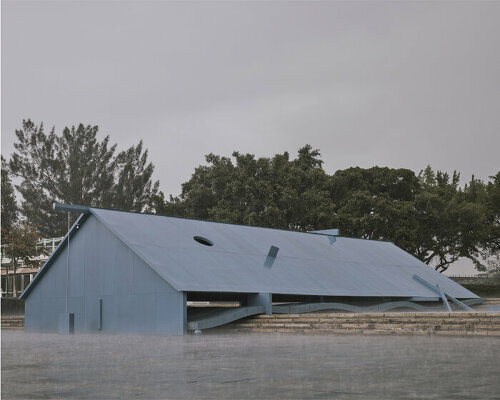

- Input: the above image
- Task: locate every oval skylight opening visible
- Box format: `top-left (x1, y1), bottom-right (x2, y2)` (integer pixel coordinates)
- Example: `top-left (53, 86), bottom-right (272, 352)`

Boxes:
top-left (193, 236), bottom-right (214, 246)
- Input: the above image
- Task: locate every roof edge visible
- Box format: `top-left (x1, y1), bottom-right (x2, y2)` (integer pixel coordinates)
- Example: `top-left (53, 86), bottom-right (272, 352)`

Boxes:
top-left (19, 213), bottom-right (89, 300)
top-left (20, 209), bottom-right (182, 300)
top-left (44, 204), bottom-right (402, 245)
top-left (88, 208), bottom-right (182, 292)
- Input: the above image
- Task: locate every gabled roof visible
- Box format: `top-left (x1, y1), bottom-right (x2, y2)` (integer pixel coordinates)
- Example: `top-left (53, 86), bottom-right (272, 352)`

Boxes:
top-left (20, 212), bottom-right (90, 299)
top-left (21, 207), bottom-right (478, 300)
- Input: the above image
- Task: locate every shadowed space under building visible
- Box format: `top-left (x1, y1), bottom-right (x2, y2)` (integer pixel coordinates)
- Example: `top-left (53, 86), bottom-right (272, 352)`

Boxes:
top-left (20, 205), bottom-right (480, 335)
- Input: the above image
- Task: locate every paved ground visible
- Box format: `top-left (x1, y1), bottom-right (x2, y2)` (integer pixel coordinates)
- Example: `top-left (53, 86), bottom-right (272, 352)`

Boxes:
top-left (2, 331), bottom-right (499, 399)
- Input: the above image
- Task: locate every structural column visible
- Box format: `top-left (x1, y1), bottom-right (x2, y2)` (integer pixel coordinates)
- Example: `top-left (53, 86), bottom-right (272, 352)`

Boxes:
top-left (248, 293), bottom-right (272, 315)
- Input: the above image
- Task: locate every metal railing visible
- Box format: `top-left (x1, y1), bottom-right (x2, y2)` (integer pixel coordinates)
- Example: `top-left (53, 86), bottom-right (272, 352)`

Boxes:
top-left (1, 237), bottom-right (63, 266)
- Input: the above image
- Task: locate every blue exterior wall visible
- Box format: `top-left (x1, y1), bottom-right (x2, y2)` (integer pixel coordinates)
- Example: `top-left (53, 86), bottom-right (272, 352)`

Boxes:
top-left (25, 215), bottom-right (186, 335)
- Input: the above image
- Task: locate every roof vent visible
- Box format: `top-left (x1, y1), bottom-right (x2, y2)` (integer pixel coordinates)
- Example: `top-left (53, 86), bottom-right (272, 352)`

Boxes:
top-left (264, 245), bottom-right (279, 268)
top-left (193, 236), bottom-right (214, 246)
top-left (267, 246), bottom-right (279, 258)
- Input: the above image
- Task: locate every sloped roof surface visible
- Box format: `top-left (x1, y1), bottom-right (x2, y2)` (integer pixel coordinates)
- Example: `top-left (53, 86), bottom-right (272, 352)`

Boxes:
top-left (91, 208), bottom-right (477, 299)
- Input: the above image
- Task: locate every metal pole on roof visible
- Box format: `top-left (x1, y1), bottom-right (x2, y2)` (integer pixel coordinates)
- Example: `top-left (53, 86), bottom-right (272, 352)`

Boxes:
top-left (65, 211), bottom-right (70, 313)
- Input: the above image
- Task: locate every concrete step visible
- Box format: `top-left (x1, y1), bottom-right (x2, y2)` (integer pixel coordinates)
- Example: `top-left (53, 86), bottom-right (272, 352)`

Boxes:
top-left (252, 315), bottom-right (500, 321)
top-left (236, 319), bottom-right (500, 326)
top-left (231, 327), bottom-right (500, 336)
top-left (1, 317), bottom-right (24, 329)
top-left (231, 325), bottom-right (500, 336)
top-left (235, 321), bottom-right (500, 329)
top-left (251, 314), bottom-right (500, 321)
top-left (254, 311), bottom-right (500, 317)
top-left (226, 312), bottom-right (500, 336)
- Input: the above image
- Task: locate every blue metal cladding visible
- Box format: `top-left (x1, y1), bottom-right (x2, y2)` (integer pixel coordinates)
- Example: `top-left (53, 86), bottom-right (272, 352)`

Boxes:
top-left (24, 215), bottom-right (186, 335)
top-left (83, 208), bottom-right (477, 299)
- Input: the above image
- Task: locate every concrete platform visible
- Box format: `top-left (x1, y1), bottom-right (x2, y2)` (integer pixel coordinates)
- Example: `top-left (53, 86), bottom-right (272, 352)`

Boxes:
top-left (227, 311), bottom-right (500, 336)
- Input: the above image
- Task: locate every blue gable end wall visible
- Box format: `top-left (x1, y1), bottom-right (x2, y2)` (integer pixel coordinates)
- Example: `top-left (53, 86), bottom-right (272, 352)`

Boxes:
top-left (24, 215), bottom-right (186, 335)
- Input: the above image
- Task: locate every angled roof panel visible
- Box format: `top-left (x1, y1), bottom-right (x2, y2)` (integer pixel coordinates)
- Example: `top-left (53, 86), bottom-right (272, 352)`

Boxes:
top-left (90, 208), bottom-right (478, 299)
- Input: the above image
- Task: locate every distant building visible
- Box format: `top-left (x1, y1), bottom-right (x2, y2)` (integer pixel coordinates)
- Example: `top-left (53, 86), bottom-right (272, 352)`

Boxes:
top-left (20, 206), bottom-right (478, 335)
top-left (1, 237), bottom-right (63, 297)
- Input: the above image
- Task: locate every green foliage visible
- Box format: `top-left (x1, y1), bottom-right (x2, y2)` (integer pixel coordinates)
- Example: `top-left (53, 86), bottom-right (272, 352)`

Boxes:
top-left (331, 165), bottom-right (498, 272)
top-left (2, 223), bottom-right (42, 267)
top-left (113, 140), bottom-right (159, 212)
top-left (413, 169), bottom-right (491, 272)
top-left (9, 120), bottom-right (158, 237)
top-left (329, 166), bottom-right (421, 253)
top-left (460, 282), bottom-right (500, 297)
top-left (484, 172), bottom-right (500, 258)
top-left (1, 156), bottom-right (19, 241)
top-left (1, 222), bottom-right (44, 297)
top-left (158, 145), bottom-right (334, 231)
top-left (479, 255), bottom-right (500, 281)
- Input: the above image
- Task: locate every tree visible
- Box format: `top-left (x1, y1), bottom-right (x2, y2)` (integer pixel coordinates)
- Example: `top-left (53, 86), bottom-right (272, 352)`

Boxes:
top-left (9, 119), bottom-right (159, 237)
top-left (329, 165), bottom-right (496, 272)
top-left (112, 140), bottom-right (159, 212)
top-left (414, 169), bottom-right (499, 272)
top-left (158, 145), bottom-right (334, 231)
top-left (1, 156), bottom-right (18, 240)
top-left (479, 255), bottom-right (500, 280)
top-left (1, 157), bottom-right (19, 297)
top-left (2, 223), bottom-right (43, 297)
top-left (328, 166), bottom-right (421, 253)
top-left (482, 172), bottom-right (500, 261)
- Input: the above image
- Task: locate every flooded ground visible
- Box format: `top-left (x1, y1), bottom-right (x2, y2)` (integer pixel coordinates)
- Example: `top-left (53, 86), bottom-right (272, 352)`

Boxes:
top-left (2, 330), bottom-right (499, 399)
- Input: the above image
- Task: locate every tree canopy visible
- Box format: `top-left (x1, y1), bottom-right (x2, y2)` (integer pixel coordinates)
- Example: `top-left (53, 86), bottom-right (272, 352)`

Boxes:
top-left (155, 145), bottom-right (335, 231)
top-left (9, 120), bottom-right (159, 237)
top-left (330, 166), bottom-right (498, 272)
top-left (2, 223), bottom-right (43, 297)
top-left (1, 156), bottom-right (18, 242)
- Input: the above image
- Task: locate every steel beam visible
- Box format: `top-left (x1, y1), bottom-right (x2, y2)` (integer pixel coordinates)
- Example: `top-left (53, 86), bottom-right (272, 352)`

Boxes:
top-left (272, 301), bottom-right (443, 314)
top-left (187, 305), bottom-right (265, 330)
top-left (443, 292), bottom-right (474, 312)
top-left (413, 274), bottom-right (448, 308)
top-left (53, 203), bottom-right (90, 214)
top-left (436, 284), bottom-right (452, 311)
top-left (413, 274), bottom-right (474, 312)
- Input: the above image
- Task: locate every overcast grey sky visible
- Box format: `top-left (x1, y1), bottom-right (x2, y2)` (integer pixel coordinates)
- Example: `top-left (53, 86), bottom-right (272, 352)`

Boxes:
top-left (2, 1), bottom-right (499, 197)
top-left (2, 1), bottom-right (499, 275)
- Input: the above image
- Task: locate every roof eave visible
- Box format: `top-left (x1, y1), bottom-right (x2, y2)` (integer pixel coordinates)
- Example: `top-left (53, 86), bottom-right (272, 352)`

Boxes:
top-left (19, 213), bottom-right (90, 300)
